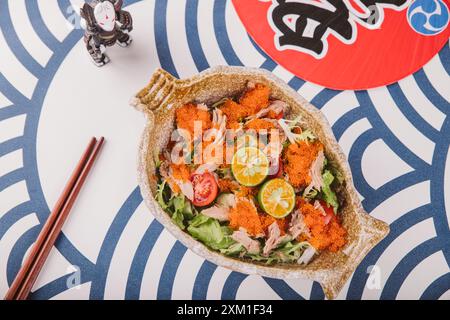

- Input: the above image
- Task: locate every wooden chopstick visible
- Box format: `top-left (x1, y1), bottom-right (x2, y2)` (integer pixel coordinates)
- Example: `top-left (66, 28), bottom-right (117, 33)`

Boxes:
top-left (14, 137), bottom-right (105, 300)
top-left (4, 137), bottom-right (104, 300)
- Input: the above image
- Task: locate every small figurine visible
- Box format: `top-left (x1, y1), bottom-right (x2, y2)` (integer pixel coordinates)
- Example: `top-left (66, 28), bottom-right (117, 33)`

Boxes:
top-left (80, 0), bottom-right (133, 67)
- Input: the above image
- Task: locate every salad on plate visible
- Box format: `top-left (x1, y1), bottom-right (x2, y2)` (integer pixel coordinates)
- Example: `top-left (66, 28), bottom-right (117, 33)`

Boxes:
top-left (155, 82), bottom-right (347, 265)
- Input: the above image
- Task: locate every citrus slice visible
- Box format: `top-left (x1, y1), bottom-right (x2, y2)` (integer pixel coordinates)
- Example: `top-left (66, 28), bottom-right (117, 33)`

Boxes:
top-left (258, 178), bottom-right (295, 218)
top-left (231, 147), bottom-right (269, 187)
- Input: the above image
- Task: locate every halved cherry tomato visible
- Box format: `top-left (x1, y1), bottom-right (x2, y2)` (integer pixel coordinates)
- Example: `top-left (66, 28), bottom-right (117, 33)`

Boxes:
top-left (190, 172), bottom-right (218, 207)
top-left (319, 200), bottom-right (334, 225)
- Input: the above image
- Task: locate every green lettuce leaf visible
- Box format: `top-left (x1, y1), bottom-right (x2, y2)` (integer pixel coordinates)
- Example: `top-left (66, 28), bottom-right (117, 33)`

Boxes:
top-left (296, 129), bottom-right (316, 142)
top-left (170, 194), bottom-right (196, 230)
top-left (322, 169), bottom-right (339, 213)
top-left (303, 188), bottom-right (318, 200)
top-left (187, 214), bottom-right (235, 250)
top-left (156, 181), bottom-right (195, 230)
top-left (172, 210), bottom-right (185, 230)
top-left (220, 243), bottom-right (245, 256)
top-left (154, 150), bottom-right (161, 169)
top-left (156, 180), bottom-right (171, 210)
top-left (247, 241), bottom-right (311, 264)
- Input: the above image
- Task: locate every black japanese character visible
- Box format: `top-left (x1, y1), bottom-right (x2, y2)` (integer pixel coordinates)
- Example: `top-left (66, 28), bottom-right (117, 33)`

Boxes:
top-left (271, 0), bottom-right (353, 56)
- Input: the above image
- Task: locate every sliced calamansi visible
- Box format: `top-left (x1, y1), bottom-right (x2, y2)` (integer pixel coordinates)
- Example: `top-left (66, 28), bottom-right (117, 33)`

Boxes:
top-left (258, 178), bottom-right (295, 218)
top-left (231, 147), bottom-right (269, 187)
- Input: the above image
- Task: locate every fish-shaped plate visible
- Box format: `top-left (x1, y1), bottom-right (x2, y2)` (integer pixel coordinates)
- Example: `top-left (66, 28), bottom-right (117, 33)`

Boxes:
top-left (130, 66), bottom-right (389, 299)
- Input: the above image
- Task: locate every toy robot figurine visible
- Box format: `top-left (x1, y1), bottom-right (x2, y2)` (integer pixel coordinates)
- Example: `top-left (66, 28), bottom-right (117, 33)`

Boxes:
top-left (80, 0), bottom-right (133, 67)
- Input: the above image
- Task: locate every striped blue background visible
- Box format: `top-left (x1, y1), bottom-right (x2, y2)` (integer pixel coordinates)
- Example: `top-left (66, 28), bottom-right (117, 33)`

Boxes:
top-left (0, 0), bottom-right (449, 300)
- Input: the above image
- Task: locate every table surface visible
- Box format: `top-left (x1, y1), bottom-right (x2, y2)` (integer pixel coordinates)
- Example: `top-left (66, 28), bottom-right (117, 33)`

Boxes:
top-left (0, 0), bottom-right (449, 300)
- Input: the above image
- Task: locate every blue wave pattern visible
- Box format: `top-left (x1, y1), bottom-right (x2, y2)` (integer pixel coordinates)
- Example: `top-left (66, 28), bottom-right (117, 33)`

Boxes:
top-left (0, 0), bottom-right (449, 300)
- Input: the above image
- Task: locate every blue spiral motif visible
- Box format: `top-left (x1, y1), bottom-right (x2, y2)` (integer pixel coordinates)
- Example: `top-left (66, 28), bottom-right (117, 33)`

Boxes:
top-left (0, 0), bottom-right (449, 300)
top-left (408, 0), bottom-right (449, 35)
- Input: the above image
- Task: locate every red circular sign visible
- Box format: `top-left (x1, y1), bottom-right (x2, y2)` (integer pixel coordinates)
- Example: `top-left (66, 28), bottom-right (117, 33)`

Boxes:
top-left (232, 0), bottom-right (450, 90)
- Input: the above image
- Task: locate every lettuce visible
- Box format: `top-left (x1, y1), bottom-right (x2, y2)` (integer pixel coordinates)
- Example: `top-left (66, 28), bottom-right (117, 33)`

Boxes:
top-left (156, 180), bottom-right (195, 230)
top-left (220, 243), bottom-right (245, 256)
top-left (171, 194), bottom-right (196, 230)
top-left (187, 214), bottom-right (235, 250)
top-left (275, 241), bottom-right (310, 262)
top-left (322, 169), bottom-right (339, 213)
top-left (172, 210), bottom-right (185, 230)
top-left (278, 117), bottom-right (316, 144)
top-left (156, 180), bottom-right (171, 210)
top-left (154, 150), bottom-right (161, 169)
top-left (303, 187), bottom-right (318, 199)
top-left (247, 241), bottom-right (310, 264)
top-left (296, 129), bottom-right (316, 142)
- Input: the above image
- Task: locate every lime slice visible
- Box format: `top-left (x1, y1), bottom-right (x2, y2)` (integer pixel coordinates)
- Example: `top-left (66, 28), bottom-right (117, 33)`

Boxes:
top-left (231, 147), bottom-right (269, 187)
top-left (258, 178), bottom-right (295, 218)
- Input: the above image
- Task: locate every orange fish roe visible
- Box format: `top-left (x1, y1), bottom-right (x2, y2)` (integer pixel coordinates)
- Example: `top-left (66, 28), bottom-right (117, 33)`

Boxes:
top-left (176, 103), bottom-right (212, 137)
top-left (217, 178), bottom-right (240, 193)
top-left (239, 83), bottom-right (270, 114)
top-left (284, 141), bottom-right (324, 188)
top-left (220, 99), bottom-right (248, 128)
top-left (245, 118), bottom-right (276, 131)
top-left (220, 84), bottom-right (270, 128)
top-left (298, 199), bottom-right (346, 252)
top-left (260, 215), bottom-right (287, 236)
top-left (229, 199), bottom-right (264, 236)
top-left (235, 185), bottom-right (258, 198)
top-left (170, 163), bottom-right (191, 181)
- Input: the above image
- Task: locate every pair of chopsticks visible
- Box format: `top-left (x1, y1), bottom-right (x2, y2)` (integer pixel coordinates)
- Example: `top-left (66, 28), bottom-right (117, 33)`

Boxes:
top-left (4, 137), bottom-right (105, 300)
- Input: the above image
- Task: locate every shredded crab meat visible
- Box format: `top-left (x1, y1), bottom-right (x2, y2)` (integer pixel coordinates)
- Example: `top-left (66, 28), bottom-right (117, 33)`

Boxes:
top-left (218, 193), bottom-right (237, 208)
top-left (231, 228), bottom-right (261, 255)
top-left (204, 109), bottom-right (227, 147)
top-left (197, 103), bottom-right (209, 111)
top-left (202, 206), bottom-right (229, 222)
top-left (195, 163), bottom-right (218, 175)
top-left (314, 200), bottom-right (327, 216)
top-left (201, 193), bottom-right (235, 222)
top-left (246, 100), bottom-right (288, 120)
top-left (176, 180), bottom-right (194, 201)
top-left (304, 150), bottom-right (325, 196)
top-left (297, 245), bottom-right (316, 265)
top-left (263, 222), bottom-right (291, 256)
top-left (288, 209), bottom-right (310, 239)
